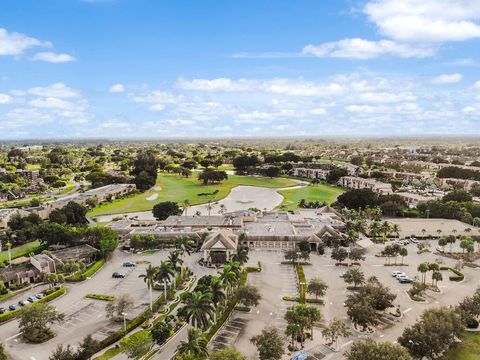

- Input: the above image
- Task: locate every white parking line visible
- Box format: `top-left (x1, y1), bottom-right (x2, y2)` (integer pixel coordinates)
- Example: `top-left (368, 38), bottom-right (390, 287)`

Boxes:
top-left (403, 307), bottom-right (412, 314)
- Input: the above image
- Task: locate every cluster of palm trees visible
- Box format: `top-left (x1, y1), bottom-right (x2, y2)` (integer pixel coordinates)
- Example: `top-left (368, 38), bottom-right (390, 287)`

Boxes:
top-left (176, 260), bottom-right (244, 358)
top-left (139, 249), bottom-right (186, 310)
top-left (382, 244), bottom-right (408, 265)
top-left (343, 207), bottom-right (400, 242)
top-left (417, 261), bottom-right (442, 286)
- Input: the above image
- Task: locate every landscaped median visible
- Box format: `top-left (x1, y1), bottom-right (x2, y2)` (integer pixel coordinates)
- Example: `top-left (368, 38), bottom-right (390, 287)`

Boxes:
top-left (86, 293), bottom-right (115, 301)
top-left (440, 266), bottom-right (465, 282)
top-left (0, 286), bottom-right (67, 324)
top-left (65, 259), bottom-right (106, 282)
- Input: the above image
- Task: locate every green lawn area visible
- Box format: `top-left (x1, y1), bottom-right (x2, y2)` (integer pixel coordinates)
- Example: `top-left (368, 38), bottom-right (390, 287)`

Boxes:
top-left (277, 183), bottom-right (345, 211)
top-left (25, 164), bottom-right (41, 170)
top-left (88, 172), bottom-right (296, 217)
top-left (0, 240), bottom-right (41, 262)
top-left (444, 332), bottom-right (480, 360)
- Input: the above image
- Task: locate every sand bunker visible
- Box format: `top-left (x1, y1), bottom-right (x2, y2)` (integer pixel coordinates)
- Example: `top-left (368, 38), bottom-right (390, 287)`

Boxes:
top-left (146, 193), bottom-right (159, 201)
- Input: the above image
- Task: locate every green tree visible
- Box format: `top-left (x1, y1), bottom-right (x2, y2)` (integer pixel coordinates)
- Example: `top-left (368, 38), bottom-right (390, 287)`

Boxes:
top-left (177, 328), bottom-right (209, 359)
top-left (19, 302), bottom-right (64, 343)
top-left (139, 264), bottom-right (158, 310)
top-left (307, 278), bottom-right (328, 300)
top-left (210, 348), bottom-right (246, 360)
top-left (152, 201), bottom-right (182, 220)
top-left (250, 326), bottom-right (285, 360)
top-left (399, 307), bottom-right (463, 360)
top-left (346, 339), bottom-right (410, 360)
top-left (76, 335), bottom-right (99, 360)
top-left (120, 331), bottom-right (152, 359)
top-left (151, 322), bottom-right (173, 345)
top-left (321, 319), bottom-right (351, 349)
top-left (343, 268), bottom-right (365, 289)
top-left (180, 291), bottom-right (215, 329)
top-left (209, 276), bottom-right (226, 305)
top-left (0, 342), bottom-right (7, 360)
top-left (417, 262), bottom-right (430, 284)
top-left (331, 247), bottom-right (348, 264)
top-left (237, 285), bottom-right (262, 307)
top-left (232, 245), bottom-right (249, 265)
top-left (48, 345), bottom-right (77, 360)
top-left (105, 294), bottom-right (133, 321)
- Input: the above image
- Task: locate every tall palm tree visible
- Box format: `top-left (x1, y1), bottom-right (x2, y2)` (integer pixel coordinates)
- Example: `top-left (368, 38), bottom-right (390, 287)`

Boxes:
top-left (206, 201), bottom-right (214, 217)
top-left (381, 221), bottom-right (392, 242)
top-left (156, 260), bottom-right (175, 295)
top-left (219, 265), bottom-right (238, 295)
top-left (168, 250), bottom-right (183, 272)
top-left (209, 276), bottom-right (226, 306)
top-left (175, 237), bottom-right (195, 256)
top-left (182, 199), bottom-right (190, 216)
top-left (392, 224), bottom-right (401, 240)
top-left (180, 291), bottom-right (215, 329)
top-left (177, 328), bottom-right (209, 358)
top-left (218, 204), bottom-right (227, 215)
top-left (232, 245), bottom-right (249, 265)
top-left (139, 264), bottom-right (158, 310)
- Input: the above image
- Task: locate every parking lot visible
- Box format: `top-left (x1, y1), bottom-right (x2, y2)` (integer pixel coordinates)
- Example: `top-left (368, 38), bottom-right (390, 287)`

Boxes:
top-left (0, 249), bottom-right (198, 360)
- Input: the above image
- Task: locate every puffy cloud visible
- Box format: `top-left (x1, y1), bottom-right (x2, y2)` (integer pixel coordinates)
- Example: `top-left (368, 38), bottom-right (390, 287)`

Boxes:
top-left (364, 0), bottom-right (480, 43)
top-left (0, 27), bottom-right (50, 56)
top-left (0, 93), bottom-right (13, 104)
top-left (432, 73), bottom-right (463, 84)
top-left (27, 83), bottom-right (80, 98)
top-left (31, 52), bottom-right (76, 63)
top-left (109, 84), bottom-right (125, 93)
top-left (28, 97), bottom-right (76, 110)
top-left (303, 39), bottom-right (434, 59)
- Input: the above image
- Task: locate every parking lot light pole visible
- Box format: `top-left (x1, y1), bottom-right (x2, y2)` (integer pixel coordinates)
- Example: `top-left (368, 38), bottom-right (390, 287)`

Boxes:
top-left (121, 312), bottom-right (127, 332)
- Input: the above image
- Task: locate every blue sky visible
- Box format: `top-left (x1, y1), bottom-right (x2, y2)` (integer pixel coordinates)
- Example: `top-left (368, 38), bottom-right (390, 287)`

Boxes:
top-left (0, 0), bottom-right (480, 139)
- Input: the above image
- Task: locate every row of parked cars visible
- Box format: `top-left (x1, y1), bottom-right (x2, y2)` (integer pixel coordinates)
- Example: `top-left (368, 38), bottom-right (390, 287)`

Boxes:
top-left (394, 237), bottom-right (419, 246)
top-left (112, 261), bottom-right (136, 279)
top-left (0, 293), bottom-right (45, 314)
top-left (392, 270), bottom-right (412, 283)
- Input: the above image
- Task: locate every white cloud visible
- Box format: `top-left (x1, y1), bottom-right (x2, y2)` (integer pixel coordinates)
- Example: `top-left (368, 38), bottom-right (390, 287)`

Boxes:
top-left (473, 80), bottom-right (480, 89)
top-left (309, 108), bottom-right (327, 115)
top-left (432, 73), bottom-right (463, 84)
top-left (0, 28), bottom-right (51, 56)
top-left (109, 84), bottom-right (125, 93)
top-left (27, 83), bottom-right (80, 98)
top-left (176, 78), bottom-right (254, 92)
top-left (364, 0), bottom-right (480, 43)
top-left (345, 104), bottom-right (390, 113)
top-left (165, 119), bottom-right (195, 126)
top-left (28, 97), bottom-right (76, 110)
top-left (0, 93), bottom-right (13, 104)
top-left (131, 90), bottom-right (179, 104)
top-left (303, 38), bottom-right (434, 59)
top-left (356, 91), bottom-right (417, 103)
top-left (31, 52), bottom-right (76, 63)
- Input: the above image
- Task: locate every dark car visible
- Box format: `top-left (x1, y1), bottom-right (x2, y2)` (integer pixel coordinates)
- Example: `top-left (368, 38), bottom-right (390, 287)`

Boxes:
top-left (112, 272), bottom-right (125, 278)
top-left (27, 296), bottom-right (38, 303)
top-left (122, 261), bottom-right (136, 267)
top-left (19, 300), bottom-right (29, 306)
top-left (399, 277), bottom-right (413, 284)
top-left (9, 304), bottom-right (19, 311)
top-left (0, 308), bottom-right (5, 314)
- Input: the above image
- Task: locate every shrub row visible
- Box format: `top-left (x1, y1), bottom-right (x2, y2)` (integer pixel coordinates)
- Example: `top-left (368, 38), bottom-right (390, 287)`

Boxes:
top-left (281, 296), bottom-right (324, 305)
top-left (0, 286), bottom-right (31, 303)
top-left (86, 293), bottom-right (115, 301)
top-left (0, 286), bottom-right (67, 324)
top-left (66, 259), bottom-right (105, 282)
top-left (296, 264), bottom-right (306, 304)
top-left (440, 266), bottom-right (464, 281)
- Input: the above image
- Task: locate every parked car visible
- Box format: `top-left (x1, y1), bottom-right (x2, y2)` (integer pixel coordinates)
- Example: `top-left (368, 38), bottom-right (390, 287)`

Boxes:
top-left (122, 261), bottom-right (136, 267)
top-left (27, 296), bottom-right (38, 303)
top-left (9, 304), bottom-right (19, 311)
top-left (19, 300), bottom-right (29, 306)
top-left (0, 308), bottom-right (5, 314)
top-left (35, 294), bottom-right (44, 299)
top-left (112, 272), bottom-right (125, 278)
top-left (398, 277), bottom-right (412, 284)
top-left (410, 238), bottom-right (418, 244)
top-left (392, 271), bottom-right (403, 277)
top-left (394, 272), bottom-right (407, 279)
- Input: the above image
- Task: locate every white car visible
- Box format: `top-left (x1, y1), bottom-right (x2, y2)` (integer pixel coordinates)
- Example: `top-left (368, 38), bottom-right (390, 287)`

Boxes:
top-left (392, 271), bottom-right (404, 277)
top-left (394, 272), bottom-right (407, 279)
top-left (396, 274), bottom-right (409, 280)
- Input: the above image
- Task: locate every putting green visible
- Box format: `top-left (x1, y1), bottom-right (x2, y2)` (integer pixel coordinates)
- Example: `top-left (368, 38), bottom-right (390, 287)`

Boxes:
top-left (277, 183), bottom-right (345, 211)
top-left (88, 173), bottom-right (296, 217)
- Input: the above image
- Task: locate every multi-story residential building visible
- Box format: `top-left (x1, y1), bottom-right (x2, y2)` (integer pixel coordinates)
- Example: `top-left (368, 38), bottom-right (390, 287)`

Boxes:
top-left (337, 176), bottom-right (393, 195)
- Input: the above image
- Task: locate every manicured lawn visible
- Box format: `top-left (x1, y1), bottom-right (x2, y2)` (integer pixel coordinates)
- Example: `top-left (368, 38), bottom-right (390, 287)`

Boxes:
top-left (25, 164), bottom-right (41, 170)
top-left (277, 183), bottom-right (345, 210)
top-left (0, 240), bottom-right (41, 262)
top-left (88, 173), bottom-right (296, 217)
top-left (444, 332), bottom-right (480, 360)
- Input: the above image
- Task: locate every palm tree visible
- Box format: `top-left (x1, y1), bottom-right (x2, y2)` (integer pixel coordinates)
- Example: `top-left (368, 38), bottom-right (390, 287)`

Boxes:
top-left (380, 221), bottom-right (392, 242)
top-left (156, 260), bottom-right (175, 295)
top-left (421, 228), bottom-right (427, 238)
top-left (417, 262), bottom-right (429, 284)
top-left (180, 291), bottom-right (215, 329)
top-left (168, 250), bottom-right (183, 272)
top-left (218, 204), bottom-right (227, 215)
top-left (219, 265), bottom-right (238, 295)
top-left (232, 245), bottom-right (249, 265)
top-left (206, 201), bottom-right (213, 217)
top-left (175, 237), bottom-right (195, 256)
top-left (139, 264), bottom-right (158, 310)
top-left (209, 276), bottom-right (226, 306)
top-left (177, 328), bottom-right (209, 358)
top-left (432, 271), bottom-right (443, 287)
top-left (436, 229), bottom-right (442, 238)
top-left (392, 224), bottom-right (401, 240)
top-left (182, 199), bottom-right (190, 216)
top-left (399, 247), bottom-right (408, 265)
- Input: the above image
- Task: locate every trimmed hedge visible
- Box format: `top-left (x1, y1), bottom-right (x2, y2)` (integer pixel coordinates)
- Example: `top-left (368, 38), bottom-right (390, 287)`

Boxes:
top-left (0, 286), bottom-right (67, 324)
top-left (440, 266), bottom-right (465, 281)
top-left (296, 264), bottom-right (306, 304)
top-left (0, 286), bottom-right (31, 303)
top-left (86, 293), bottom-right (115, 301)
top-left (66, 259), bottom-right (105, 282)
